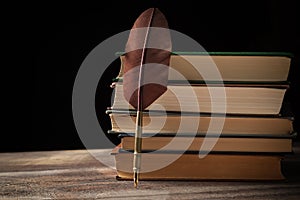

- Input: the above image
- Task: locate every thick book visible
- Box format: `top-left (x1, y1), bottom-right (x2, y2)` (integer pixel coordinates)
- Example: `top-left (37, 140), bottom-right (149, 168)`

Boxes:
top-left (111, 83), bottom-right (289, 115)
top-left (119, 135), bottom-right (293, 153)
top-left (107, 110), bottom-right (294, 135)
top-left (112, 147), bottom-right (285, 180)
top-left (117, 52), bottom-right (292, 82)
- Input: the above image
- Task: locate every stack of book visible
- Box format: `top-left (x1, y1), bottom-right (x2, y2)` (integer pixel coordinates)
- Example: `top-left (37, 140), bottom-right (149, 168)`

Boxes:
top-left (107, 52), bottom-right (296, 180)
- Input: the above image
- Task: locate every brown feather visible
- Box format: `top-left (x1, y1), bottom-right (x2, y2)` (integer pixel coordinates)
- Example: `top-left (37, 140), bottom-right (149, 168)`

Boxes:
top-left (122, 8), bottom-right (172, 110)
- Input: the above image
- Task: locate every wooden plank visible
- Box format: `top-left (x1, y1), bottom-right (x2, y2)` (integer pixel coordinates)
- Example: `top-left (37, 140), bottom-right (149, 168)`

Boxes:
top-left (0, 148), bottom-right (300, 199)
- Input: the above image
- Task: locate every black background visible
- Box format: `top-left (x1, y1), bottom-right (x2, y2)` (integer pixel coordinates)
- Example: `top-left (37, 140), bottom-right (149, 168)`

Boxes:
top-left (3, 0), bottom-right (299, 152)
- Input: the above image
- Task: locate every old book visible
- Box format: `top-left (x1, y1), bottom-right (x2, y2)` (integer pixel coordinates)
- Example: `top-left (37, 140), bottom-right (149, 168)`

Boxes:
top-left (117, 52), bottom-right (292, 82)
top-left (119, 135), bottom-right (293, 153)
top-left (110, 51), bottom-right (294, 182)
top-left (107, 110), bottom-right (294, 135)
top-left (113, 148), bottom-right (285, 180)
top-left (111, 83), bottom-right (288, 115)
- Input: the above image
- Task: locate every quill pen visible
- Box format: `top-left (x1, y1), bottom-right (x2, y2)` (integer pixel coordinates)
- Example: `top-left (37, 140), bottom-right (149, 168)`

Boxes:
top-left (122, 8), bottom-right (171, 188)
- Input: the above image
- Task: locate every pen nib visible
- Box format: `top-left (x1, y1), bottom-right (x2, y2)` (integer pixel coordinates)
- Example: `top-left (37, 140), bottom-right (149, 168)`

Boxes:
top-left (134, 172), bottom-right (139, 188)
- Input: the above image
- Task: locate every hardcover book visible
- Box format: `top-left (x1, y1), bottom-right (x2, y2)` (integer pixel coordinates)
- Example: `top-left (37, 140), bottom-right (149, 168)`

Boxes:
top-left (111, 83), bottom-right (288, 115)
top-left (109, 51), bottom-right (295, 181)
top-left (112, 147), bottom-right (285, 180)
top-left (107, 110), bottom-right (294, 135)
top-left (117, 51), bottom-right (293, 82)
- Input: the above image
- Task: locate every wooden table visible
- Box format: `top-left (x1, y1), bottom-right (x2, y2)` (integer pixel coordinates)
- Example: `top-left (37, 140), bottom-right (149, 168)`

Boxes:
top-left (1, 146), bottom-right (300, 199)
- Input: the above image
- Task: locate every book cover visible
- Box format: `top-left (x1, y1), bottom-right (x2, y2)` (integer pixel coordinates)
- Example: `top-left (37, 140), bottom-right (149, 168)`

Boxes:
top-left (116, 51), bottom-right (293, 82)
top-left (118, 134), bottom-right (294, 153)
top-left (106, 109), bottom-right (294, 136)
top-left (113, 147), bottom-right (285, 181)
top-left (111, 83), bottom-right (288, 115)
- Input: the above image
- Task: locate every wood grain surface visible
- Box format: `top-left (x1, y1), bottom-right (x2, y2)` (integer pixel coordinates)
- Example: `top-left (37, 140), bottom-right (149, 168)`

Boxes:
top-left (1, 146), bottom-right (300, 199)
